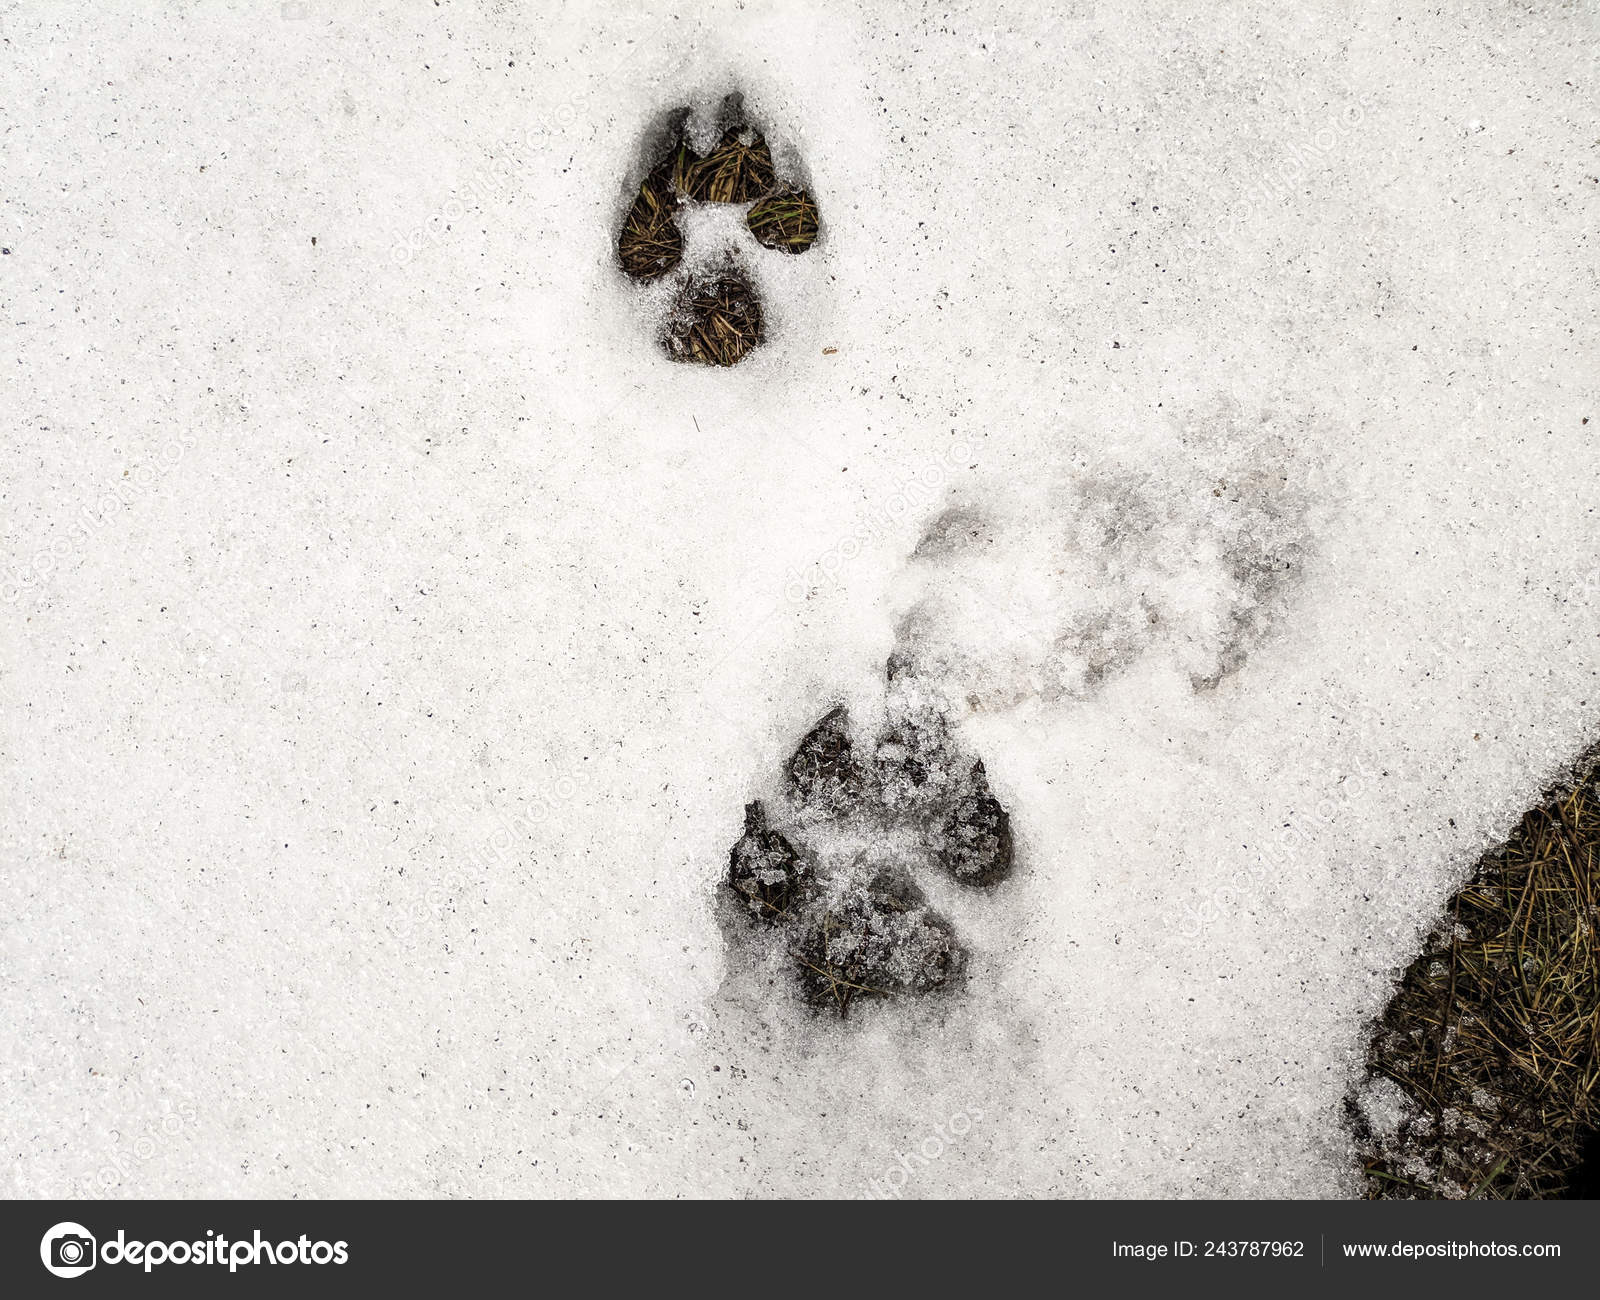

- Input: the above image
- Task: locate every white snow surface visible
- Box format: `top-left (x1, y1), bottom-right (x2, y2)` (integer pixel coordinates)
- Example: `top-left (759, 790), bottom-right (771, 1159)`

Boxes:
top-left (3, 1), bottom-right (1598, 1198)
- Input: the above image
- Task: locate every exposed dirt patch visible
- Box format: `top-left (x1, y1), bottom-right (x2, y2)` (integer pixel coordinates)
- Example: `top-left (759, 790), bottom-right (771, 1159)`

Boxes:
top-left (1348, 745), bottom-right (1599, 1198)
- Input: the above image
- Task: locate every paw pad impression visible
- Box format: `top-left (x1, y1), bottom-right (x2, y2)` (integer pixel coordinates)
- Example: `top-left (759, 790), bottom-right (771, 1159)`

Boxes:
top-left (723, 668), bottom-right (1015, 1018)
top-left (617, 94), bottom-right (821, 366)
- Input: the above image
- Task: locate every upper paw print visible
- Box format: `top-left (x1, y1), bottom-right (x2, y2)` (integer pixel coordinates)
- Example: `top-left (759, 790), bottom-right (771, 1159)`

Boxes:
top-left (616, 94), bottom-right (821, 366)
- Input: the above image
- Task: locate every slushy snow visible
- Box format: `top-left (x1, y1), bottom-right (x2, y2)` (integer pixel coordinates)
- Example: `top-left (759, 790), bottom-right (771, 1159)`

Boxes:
top-left (3, 1), bottom-right (1598, 1198)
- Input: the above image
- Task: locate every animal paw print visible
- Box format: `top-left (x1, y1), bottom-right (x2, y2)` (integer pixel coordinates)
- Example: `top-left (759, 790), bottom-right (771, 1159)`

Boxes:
top-left (616, 94), bottom-right (821, 366)
top-left (724, 661), bottom-right (1014, 1018)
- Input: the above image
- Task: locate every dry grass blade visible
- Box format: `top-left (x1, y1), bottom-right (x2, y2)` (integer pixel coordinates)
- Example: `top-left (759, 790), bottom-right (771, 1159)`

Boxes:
top-left (617, 163), bottom-right (684, 282)
top-left (746, 190), bottom-right (820, 253)
top-left (663, 268), bottom-right (765, 367)
top-left (1349, 746), bottom-right (1600, 1198)
top-left (682, 130), bottom-right (775, 204)
top-left (793, 911), bottom-right (894, 1018)
top-left (664, 137), bottom-right (698, 196)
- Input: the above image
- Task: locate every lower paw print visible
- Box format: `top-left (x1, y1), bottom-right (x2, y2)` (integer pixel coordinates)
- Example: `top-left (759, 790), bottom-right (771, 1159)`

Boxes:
top-left (722, 662), bottom-right (1015, 1018)
top-left (616, 93), bottom-right (821, 366)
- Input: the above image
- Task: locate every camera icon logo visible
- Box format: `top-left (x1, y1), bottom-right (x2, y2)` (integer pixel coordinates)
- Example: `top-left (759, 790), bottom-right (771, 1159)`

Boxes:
top-left (40, 1223), bottom-right (96, 1279)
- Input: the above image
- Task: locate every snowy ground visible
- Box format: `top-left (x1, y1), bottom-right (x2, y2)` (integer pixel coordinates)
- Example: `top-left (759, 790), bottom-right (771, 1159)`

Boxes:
top-left (3, 1), bottom-right (1598, 1198)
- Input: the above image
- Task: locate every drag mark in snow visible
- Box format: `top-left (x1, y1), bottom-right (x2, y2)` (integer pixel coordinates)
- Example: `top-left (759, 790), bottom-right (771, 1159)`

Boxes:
top-left (889, 418), bottom-right (1315, 710)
